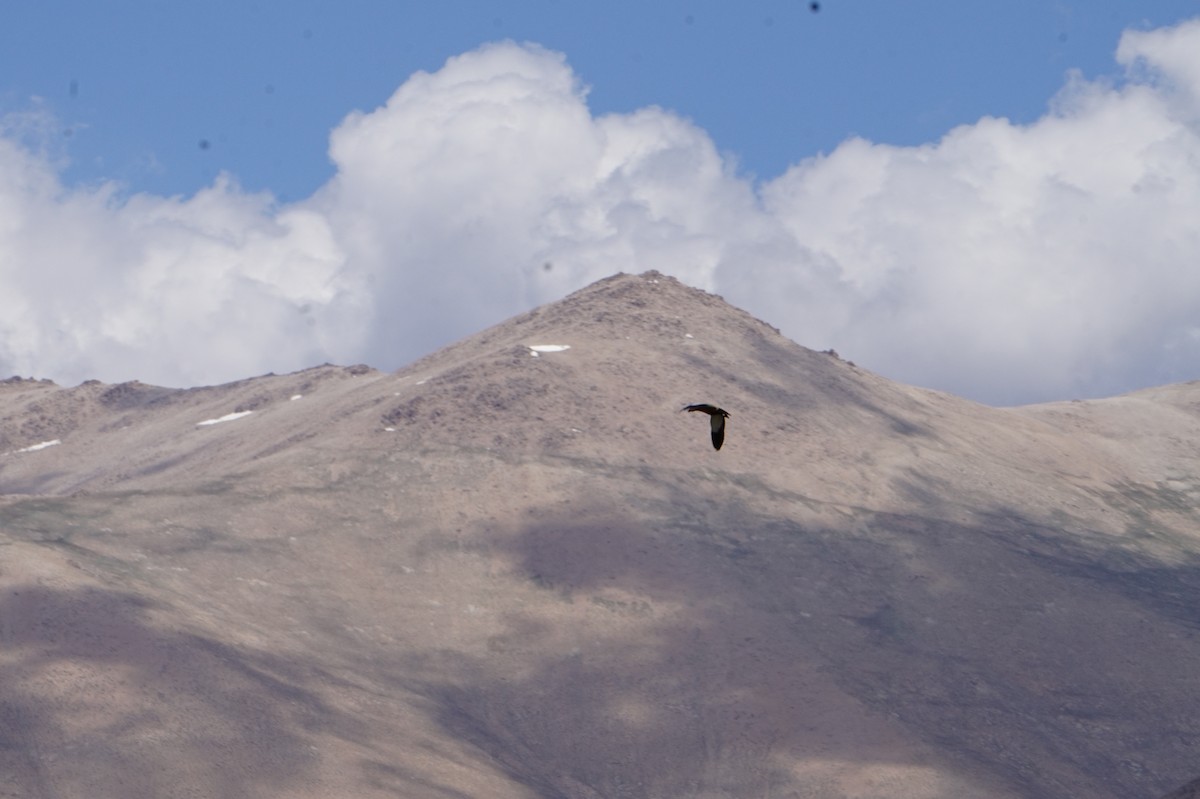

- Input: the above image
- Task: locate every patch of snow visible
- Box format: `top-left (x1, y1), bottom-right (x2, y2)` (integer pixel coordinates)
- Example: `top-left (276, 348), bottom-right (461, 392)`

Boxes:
top-left (384, 427), bottom-right (396, 432)
top-left (529, 344), bottom-right (570, 356)
top-left (290, 394), bottom-right (302, 401)
top-left (685, 333), bottom-right (694, 339)
top-left (416, 379), bottom-right (427, 385)
top-left (196, 411), bottom-right (253, 427)
top-left (16, 439), bottom-right (61, 453)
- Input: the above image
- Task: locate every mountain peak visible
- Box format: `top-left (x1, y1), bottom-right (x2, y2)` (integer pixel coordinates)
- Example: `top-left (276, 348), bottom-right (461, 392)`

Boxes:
top-left (377, 269), bottom-right (885, 474)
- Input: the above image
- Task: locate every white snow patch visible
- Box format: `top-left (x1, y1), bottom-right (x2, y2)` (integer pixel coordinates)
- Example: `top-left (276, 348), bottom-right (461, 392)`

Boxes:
top-left (16, 439), bottom-right (61, 453)
top-left (290, 394), bottom-right (302, 401)
top-left (416, 379), bottom-right (427, 385)
top-left (384, 427), bottom-right (396, 432)
top-left (685, 333), bottom-right (694, 339)
top-left (196, 411), bottom-right (253, 427)
top-left (529, 344), bottom-right (570, 356)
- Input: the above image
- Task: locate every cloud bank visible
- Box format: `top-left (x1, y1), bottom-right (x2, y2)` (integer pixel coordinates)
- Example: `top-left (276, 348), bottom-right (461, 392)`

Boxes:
top-left (3, 21), bottom-right (1200, 405)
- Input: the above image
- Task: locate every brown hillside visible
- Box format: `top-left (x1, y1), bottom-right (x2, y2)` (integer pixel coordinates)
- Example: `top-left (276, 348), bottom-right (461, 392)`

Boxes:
top-left (2, 270), bottom-right (1199, 798)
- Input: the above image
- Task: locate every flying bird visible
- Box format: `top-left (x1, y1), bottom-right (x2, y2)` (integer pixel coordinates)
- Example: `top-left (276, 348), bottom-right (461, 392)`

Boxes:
top-left (681, 404), bottom-right (731, 450)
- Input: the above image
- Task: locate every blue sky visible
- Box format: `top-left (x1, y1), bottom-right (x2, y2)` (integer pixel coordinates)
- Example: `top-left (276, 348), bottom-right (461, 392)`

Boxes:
top-left (8, 1), bottom-right (1194, 200)
top-left (2, 1), bottom-right (1200, 404)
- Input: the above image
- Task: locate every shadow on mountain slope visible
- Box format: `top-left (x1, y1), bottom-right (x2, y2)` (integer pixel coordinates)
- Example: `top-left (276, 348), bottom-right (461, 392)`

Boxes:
top-left (408, 474), bottom-right (1200, 799)
top-left (0, 584), bottom-right (354, 799)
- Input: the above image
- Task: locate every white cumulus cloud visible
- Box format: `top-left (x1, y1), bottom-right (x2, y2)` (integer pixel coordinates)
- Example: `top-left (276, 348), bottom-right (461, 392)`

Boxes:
top-left (2, 24), bottom-right (1200, 405)
top-left (0, 132), bottom-right (368, 387)
top-left (746, 18), bottom-right (1200, 404)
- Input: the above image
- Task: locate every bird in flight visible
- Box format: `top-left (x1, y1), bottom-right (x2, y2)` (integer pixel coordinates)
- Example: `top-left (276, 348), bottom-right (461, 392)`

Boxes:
top-left (681, 404), bottom-right (731, 450)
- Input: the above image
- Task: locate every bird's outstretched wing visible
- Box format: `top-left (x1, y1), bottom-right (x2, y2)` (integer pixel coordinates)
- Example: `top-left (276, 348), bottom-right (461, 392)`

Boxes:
top-left (681, 404), bottom-right (731, 450)
top-left (709, 413), bottom-right (726, 450)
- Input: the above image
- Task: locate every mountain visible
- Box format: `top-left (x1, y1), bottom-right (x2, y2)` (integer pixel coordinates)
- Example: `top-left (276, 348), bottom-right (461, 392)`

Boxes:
top-left (1, 270), bottom-right (1199, 799)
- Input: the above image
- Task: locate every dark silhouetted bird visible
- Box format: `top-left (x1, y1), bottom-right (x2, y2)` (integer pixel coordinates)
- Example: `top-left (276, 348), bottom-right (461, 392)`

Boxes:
top-left (681, 404), bottom-right (731, 450)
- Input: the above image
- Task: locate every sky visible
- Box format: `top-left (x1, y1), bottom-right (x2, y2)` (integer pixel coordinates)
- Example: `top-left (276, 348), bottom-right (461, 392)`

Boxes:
top-left (1, 1), bottom-right (1199, 406)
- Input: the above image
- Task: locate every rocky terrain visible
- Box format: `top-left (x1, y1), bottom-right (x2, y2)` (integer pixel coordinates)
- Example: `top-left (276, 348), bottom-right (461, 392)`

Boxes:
top-left (1, 270), bottom-right (1199, 798)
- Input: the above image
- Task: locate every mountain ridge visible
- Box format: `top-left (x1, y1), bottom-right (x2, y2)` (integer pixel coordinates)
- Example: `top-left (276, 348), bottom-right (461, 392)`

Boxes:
top-left (1, 270), bottom-right (1199, 798)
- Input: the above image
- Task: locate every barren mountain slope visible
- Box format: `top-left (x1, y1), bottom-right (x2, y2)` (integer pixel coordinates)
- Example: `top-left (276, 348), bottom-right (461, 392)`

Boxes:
top-left (1, 271), bottom-right (1199, 799)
